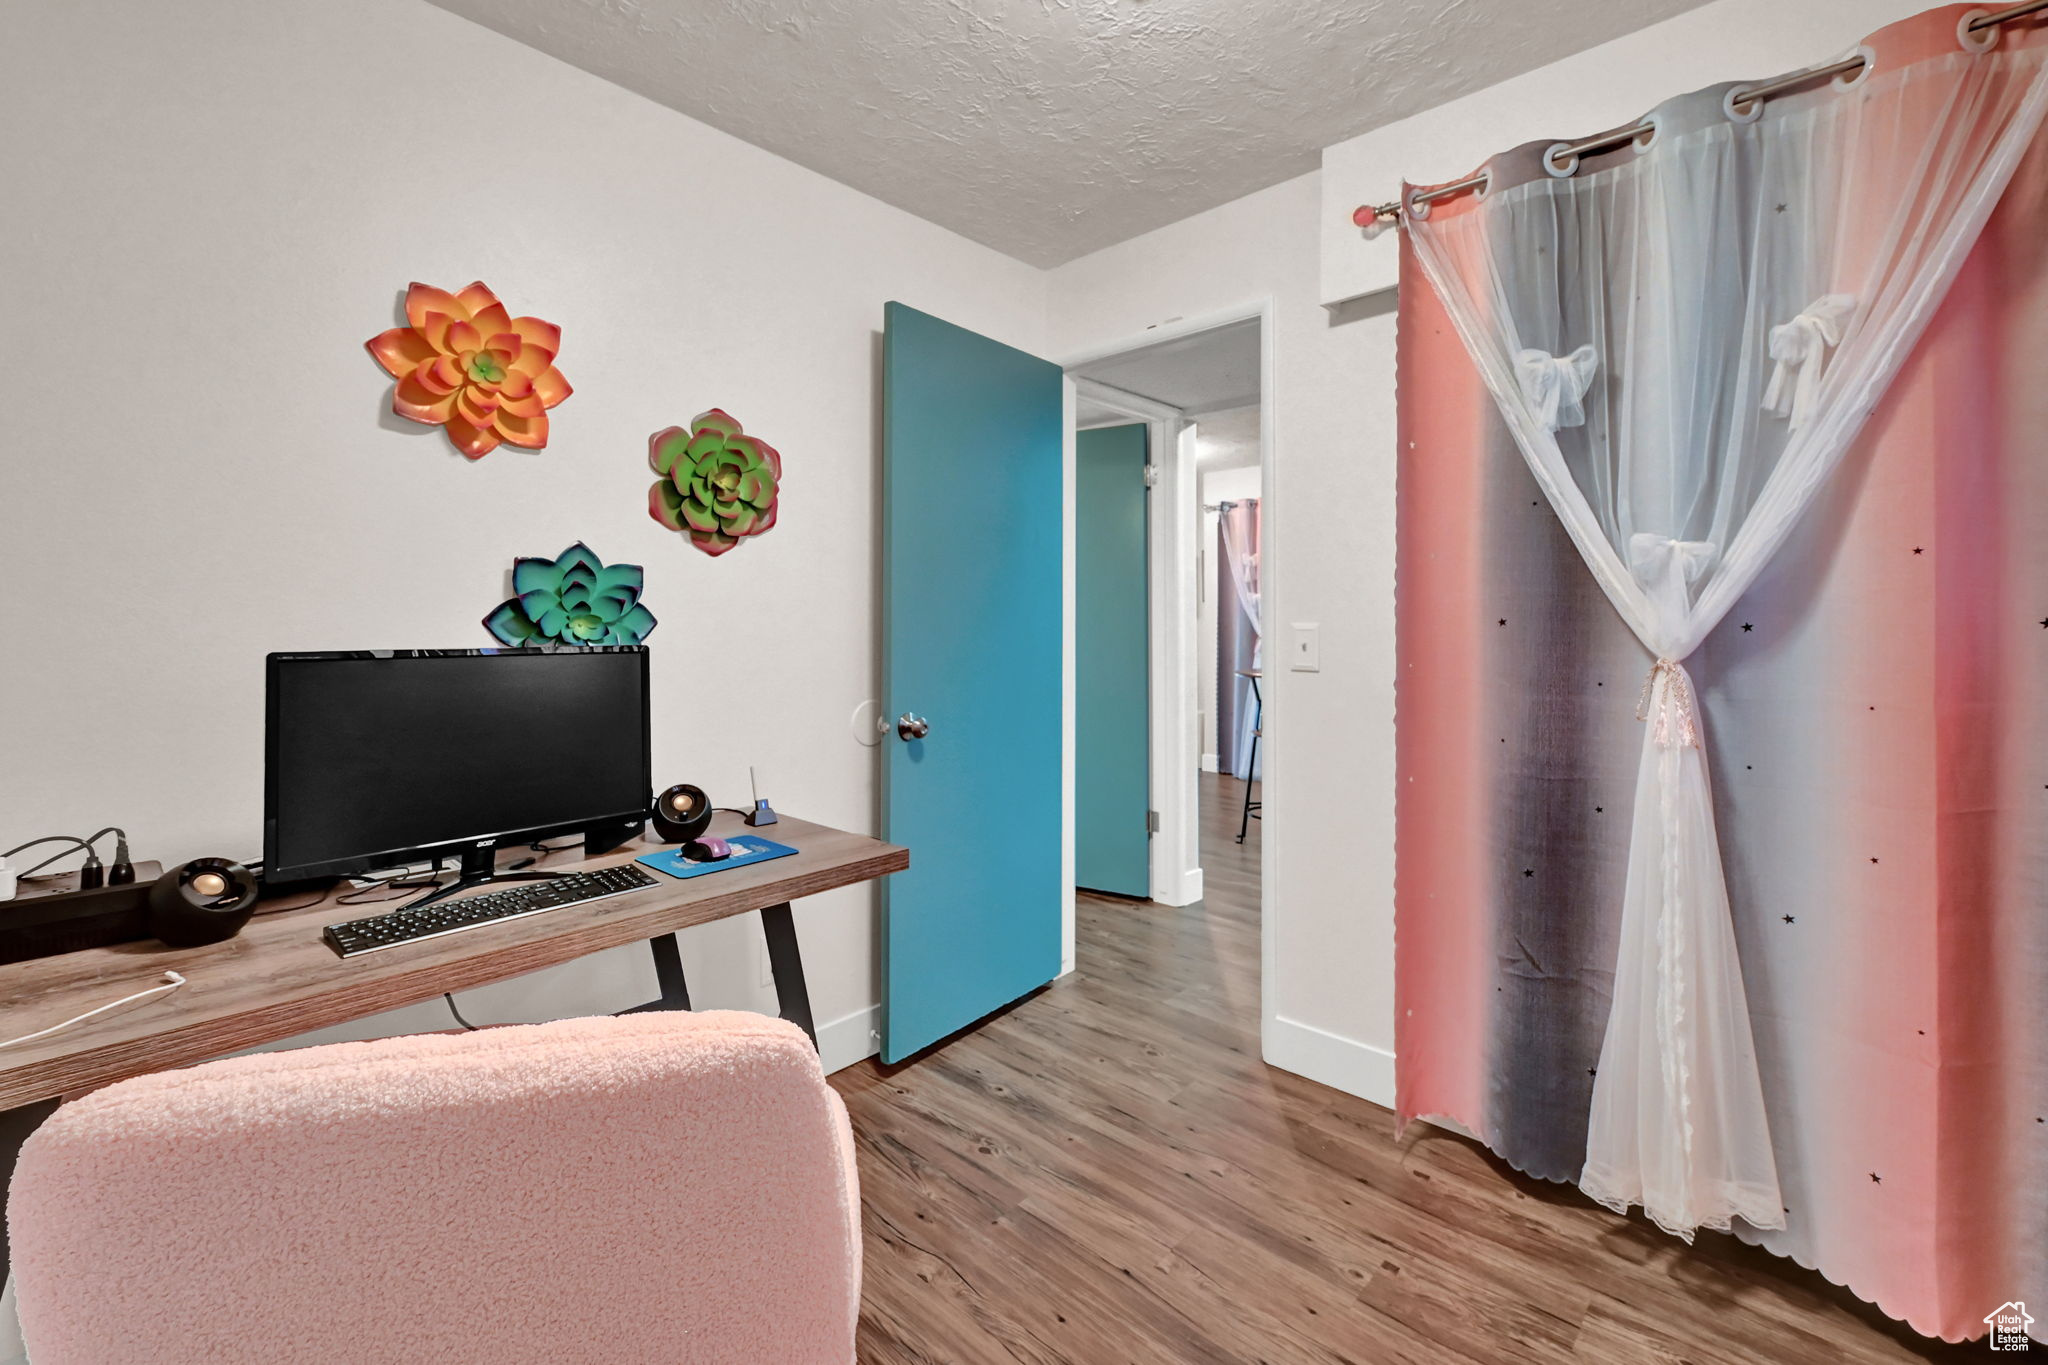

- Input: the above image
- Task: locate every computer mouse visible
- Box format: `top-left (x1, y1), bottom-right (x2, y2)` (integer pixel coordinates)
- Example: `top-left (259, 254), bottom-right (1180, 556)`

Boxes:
top-left (682, 836), bottom-right (732, 863)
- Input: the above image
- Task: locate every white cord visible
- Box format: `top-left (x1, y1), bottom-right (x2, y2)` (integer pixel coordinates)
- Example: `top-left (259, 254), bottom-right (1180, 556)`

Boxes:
top-left (0, 972), bottom-right (187, 1050)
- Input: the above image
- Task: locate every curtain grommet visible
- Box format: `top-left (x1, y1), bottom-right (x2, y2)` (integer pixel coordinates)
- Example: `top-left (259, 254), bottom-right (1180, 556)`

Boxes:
top-left (1403, 184), bottom-right (1433, 221)
top-left (1543, 143), bottom-right (1579, 179)
top-left (1958, 10), bottom-right (1999, 52)
top-left (1835, 45), bottom-right (1877, 87)
top-left (1471, 168), bottom-right (1494, 201)
top-left (1631, 114), bottom-right (1662, 156)
top-left (1722, 84), bottom-right (1765, 125)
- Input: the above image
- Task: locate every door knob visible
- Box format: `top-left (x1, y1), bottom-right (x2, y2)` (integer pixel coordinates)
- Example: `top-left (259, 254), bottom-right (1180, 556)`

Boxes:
top-left (896, 713), bottom-right (930, 741)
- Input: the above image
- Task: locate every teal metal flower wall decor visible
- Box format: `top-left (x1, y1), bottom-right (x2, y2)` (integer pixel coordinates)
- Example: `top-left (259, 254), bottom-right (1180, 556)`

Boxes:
top-left (483, 542), bottom-right (657, 647)
top-left (647, 409), bottom-right (781, 557)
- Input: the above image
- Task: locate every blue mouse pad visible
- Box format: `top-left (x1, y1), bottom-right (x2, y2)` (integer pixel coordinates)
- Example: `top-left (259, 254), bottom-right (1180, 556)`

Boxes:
top-left (635, 835), bottom-right (798, 880)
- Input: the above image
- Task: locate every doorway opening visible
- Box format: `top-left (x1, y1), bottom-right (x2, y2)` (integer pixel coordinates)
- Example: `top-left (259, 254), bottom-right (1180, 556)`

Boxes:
top-left (1063, 311), bottom-right (1267, 968)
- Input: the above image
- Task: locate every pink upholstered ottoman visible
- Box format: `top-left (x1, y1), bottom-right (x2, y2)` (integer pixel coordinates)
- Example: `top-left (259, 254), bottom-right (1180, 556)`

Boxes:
top-left (8, 1011), bottom-right (860, 1364)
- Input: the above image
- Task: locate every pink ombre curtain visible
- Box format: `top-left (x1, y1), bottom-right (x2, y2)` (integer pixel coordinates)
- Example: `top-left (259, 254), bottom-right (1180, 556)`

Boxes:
top-left (1394, 6), bottom-right (2048, 1345)
top-left (1217, 499), bottom-right (1262, 776)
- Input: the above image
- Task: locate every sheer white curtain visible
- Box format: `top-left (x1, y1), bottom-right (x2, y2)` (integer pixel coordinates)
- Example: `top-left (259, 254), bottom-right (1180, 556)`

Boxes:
top-left (1219, 502), bottom-right (1263, 778)
top-left (1406, 28), bottom-right (2048, 1238)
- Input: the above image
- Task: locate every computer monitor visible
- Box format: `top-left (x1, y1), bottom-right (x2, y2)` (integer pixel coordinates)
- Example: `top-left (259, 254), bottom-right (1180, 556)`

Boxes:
top-left (263, 648), bottom-right (651, 888)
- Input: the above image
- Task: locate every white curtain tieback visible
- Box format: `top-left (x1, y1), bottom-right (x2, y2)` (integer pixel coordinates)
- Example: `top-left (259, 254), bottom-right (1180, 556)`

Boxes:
top-left (1515, 344), bottom-right (1599, 431)
top-left (1635, 658), bottom-right (1702, 750)
top-left (1626, 534), bottom-right (1716, 747)
top-left (1763, 294), bottom-right (1856, 431)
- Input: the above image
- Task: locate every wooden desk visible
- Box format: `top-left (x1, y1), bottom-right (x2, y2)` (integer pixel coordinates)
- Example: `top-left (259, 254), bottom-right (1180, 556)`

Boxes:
top-left (0, 812), bottom-right (905, 1110)
top-left (0, 812), bottom-right (906, 1284)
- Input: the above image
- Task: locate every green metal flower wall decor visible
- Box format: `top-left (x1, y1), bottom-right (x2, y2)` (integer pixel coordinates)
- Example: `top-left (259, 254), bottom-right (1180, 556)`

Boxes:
top-left (484, 542), bottom-right (657, 647)
top-left (647, 409), bottom-right (782, 557)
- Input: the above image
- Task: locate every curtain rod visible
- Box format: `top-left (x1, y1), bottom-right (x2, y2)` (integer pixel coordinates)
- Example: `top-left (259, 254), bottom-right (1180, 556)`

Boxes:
top-left (1352, 0), bottom-right (2048, 230)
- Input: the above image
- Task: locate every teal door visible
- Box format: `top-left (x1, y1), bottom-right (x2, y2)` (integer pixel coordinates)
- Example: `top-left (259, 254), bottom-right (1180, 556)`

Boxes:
top-left (881, 302), bottom-right (1063, 1062)
top-left (1075, 424), bottom-right (1150, 897)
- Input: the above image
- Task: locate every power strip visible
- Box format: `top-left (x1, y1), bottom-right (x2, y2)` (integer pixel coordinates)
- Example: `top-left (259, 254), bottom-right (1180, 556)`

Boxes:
top-left (1, 863), bottom-right (165, 965)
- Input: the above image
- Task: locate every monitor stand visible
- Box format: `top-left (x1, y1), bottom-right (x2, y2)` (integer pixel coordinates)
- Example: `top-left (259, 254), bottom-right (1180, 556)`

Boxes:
top-left (402, 845), bottom-right (562, 911)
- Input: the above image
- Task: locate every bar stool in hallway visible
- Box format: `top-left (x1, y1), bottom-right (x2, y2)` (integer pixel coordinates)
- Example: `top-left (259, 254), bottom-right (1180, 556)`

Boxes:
top-left (1236, 668), bottom-right (1262, 843)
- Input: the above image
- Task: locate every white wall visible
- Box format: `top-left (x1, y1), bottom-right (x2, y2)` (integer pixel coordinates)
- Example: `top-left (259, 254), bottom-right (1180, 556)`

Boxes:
top-left (1201, 466), bottom-right (1262, 503)
top-left (1049, 172), bottom-right (1398, 1100)
top-left (1047, 0), bottom-right (1926, 1109)
top-left (0, 0), bottom-right (1045, 1073)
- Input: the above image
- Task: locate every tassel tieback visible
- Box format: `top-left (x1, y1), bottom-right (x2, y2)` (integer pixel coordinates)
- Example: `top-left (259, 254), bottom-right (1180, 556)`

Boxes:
top-left (1636, 658), bottom-right (1701, 750)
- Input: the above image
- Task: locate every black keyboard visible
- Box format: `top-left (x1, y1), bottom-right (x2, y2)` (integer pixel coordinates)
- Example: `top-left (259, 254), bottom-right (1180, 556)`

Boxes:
top-left (323, 864), bottom-right (659, 957)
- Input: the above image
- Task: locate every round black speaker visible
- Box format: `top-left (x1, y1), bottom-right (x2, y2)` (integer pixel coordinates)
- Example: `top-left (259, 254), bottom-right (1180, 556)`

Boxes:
top-left (147, 858), bottom-right (260, 948)
top-left (649, 783), bottom-right (714, 843)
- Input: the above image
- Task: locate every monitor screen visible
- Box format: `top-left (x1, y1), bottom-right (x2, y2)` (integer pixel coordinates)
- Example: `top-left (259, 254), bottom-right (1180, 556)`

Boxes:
top-left (264, 648), bottom-right (650, 880)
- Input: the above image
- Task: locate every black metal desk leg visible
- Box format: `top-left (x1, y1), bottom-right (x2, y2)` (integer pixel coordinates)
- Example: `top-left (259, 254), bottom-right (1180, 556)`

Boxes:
top-left (1, 1097), bottom-right (60, 1295)
top-left (759, 902), bottom-right (816, 1049)
top-left (618, 934), bottom-right (693, 1014)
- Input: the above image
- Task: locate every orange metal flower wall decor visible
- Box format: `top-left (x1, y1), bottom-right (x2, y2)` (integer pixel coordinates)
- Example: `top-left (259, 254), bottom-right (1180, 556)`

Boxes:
top-left (365, 281), bottom-right (571, 458)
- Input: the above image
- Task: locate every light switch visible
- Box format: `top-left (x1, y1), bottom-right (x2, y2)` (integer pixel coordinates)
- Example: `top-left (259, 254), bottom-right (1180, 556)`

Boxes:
top-left (1288, 622), bottom-right (1321, 672)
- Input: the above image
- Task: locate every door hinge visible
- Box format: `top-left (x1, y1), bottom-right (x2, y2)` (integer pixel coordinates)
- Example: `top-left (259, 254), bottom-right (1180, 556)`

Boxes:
top-left (1142, 464), bottom-right (1159, 488)
top-left (1147, 809), bottom-right (1160, 835)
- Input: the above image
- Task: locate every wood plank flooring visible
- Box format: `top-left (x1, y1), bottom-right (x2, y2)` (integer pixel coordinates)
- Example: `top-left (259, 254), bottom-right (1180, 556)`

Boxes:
top-left (833, 776), bottom-right (1968, 1363)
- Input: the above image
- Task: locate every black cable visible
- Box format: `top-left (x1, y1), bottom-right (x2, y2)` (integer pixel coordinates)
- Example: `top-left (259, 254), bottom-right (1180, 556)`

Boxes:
top-left (11, 827), bottom-right (127, 879)
top-left (444, 994), bottom-right (480, 1030)
top-left (334, 875), bottom-right (442, 906)
top-left (24, 845), bottom-right (97, 878)
top-left (4, 835), bottom-right (89, 860)
top-left (527, 838), bottom-right (581, 853)
top-left (9, 835), bottom-right (94, 878)
top-left (332, 854), bottom-right (448, 907)
top-left (252, 886), bottom-right (337, 915)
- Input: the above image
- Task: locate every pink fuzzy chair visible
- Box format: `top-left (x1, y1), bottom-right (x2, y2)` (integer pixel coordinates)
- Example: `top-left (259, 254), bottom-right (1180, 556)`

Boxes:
top-left (7, 1011), bottom-right (861, 1364)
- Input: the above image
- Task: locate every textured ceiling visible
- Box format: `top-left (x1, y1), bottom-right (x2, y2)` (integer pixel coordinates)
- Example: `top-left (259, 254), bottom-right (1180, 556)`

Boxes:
top-left (1073, 317), bottom-right (1259, 414)
top-left (426, 0), bottom-right (1709, 267)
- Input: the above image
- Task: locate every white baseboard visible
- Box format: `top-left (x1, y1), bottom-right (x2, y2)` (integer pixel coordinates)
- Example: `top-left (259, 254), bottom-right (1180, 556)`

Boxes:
top-left (1151, 865), bottom-right (1204, 908)
top-left (816, 1003), bottom-right (880, 1075)
top-left (1200, 752), bottom-right (1220, 773)
top-left (1263, 1014), bottom-right (1395, 1109)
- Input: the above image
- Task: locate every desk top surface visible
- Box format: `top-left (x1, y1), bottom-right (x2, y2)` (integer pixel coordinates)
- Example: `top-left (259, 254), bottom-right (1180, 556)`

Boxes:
top-left (0, 813), bottom-right (906, 1109)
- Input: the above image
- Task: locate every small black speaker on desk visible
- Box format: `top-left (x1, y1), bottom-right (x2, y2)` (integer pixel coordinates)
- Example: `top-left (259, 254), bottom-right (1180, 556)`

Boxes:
top-left (649, 784), bottom-right (714, 843)
top-left (147, 858), bottom-right (260, 947)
